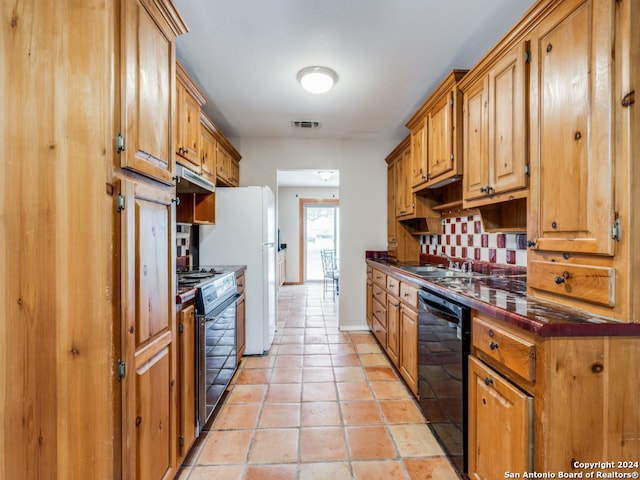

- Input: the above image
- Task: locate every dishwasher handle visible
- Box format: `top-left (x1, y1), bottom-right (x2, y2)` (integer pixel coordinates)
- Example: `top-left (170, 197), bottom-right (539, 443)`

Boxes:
top-left (418, 289), bottom-right (464, 321)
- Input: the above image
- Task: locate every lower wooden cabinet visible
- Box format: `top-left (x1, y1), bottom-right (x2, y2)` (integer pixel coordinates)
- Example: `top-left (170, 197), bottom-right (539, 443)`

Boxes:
top-left (176, 303), bottom-right (197, 466)
top-left (469, 312), bottom-right (640, 477)
top-left (365, 266), bottom-right (419, 396)
top-left (398, 303), bottom-right (418, 395)
top-left (386, 295), bottom-right (400, 366)
top-left (468, 356), bottom-right (533, 479)
top-left (119, 179), bottom-right (176, 480)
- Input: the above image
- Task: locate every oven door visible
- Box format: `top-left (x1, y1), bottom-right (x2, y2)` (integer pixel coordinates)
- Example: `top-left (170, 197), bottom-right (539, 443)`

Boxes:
top-left (418, 288), bottom-right (470, 477)
top-left (197, 294), bottom-right (239, 433)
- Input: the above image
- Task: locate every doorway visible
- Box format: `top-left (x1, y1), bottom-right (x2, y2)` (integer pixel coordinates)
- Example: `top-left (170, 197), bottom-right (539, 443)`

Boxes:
top-left (299, 199), bottom-right (339, 282)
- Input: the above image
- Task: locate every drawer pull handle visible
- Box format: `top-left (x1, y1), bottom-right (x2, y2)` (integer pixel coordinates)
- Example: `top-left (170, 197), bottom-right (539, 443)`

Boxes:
top-left (489, 342), bottom-right (499, 350)
top-left (555, 271), bottom-right (570, 284)
top-left (484, 377), bottom-right (494, 386)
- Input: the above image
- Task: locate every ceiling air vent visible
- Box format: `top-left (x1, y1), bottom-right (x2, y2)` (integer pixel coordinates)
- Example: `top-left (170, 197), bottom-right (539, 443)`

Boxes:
top-left (291, 120), bottom-right (321, 129)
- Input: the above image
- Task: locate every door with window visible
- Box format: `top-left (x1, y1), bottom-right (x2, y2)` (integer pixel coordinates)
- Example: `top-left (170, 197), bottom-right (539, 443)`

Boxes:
top-left (300, 199), bottom-right (339, 282)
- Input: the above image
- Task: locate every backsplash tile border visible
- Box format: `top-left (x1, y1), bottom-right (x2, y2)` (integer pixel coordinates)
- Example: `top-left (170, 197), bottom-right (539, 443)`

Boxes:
top-left (421, 214), bottom-right (527, 268)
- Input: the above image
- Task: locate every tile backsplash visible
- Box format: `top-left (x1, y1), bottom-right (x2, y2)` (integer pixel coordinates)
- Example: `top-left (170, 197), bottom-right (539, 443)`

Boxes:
top-left (421, 214), bottom-right (527, 268)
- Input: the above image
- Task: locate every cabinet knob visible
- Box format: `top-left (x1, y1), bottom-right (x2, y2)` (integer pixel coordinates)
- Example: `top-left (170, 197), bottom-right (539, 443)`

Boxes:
top-left (554, 271), bottom-right (570, 284)
top-left (484, 377), bottom-right (494, 386)
top-left (489, 341), bottom-right (499, 350)
top-left (526, 240), bottom-right (537, 248)
top-left (480, 186), bottom-right (487, 193)
top-left (172, 197), bottom-right (181, 206)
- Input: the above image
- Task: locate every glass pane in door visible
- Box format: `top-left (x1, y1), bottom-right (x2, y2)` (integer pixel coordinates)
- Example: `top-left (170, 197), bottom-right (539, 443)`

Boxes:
top-left (305, 205), bottom-right (339, 281)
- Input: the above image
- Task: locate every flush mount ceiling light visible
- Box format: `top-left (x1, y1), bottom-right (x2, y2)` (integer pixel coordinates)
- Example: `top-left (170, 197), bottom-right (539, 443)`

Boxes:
top-left (297, 66), bottom-right (338, 94)
top-left (316, 170), bottom-right (336, 182)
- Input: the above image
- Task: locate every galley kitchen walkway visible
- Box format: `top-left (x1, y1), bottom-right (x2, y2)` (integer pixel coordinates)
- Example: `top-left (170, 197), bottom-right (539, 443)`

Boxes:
top-left (176, 283), bottom-right (459, 480)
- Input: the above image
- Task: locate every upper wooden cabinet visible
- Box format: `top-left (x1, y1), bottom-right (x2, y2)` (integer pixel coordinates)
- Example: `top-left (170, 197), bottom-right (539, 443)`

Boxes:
top-left (200, 113), bottom-right (217, 183)
top-left (529, 0), bottom-right (615, 257)
top-left (407, 70), bottom-right (467, 192)
top-left (461, 41), bottom-right (529, 206)
top-left (176, 62), bottom-right (206, 173)
top-left (216, 140), bottom-right (241, 187)
top-left (120, 0), bottom-right (184, 185)
top-left (525, 0), bottom-right (639, 322)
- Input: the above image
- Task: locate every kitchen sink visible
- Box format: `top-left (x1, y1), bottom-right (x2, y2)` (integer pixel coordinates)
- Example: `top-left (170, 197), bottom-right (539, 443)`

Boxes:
top-left (398, 265), bottom-right (485, 278)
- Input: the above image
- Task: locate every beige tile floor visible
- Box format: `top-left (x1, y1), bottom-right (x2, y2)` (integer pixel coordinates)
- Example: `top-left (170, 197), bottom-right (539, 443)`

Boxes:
top-left (177, 284), bottom-right (460, 480)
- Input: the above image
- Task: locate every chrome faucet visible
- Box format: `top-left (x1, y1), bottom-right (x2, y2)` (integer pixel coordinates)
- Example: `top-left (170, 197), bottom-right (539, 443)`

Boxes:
top-left (462, 258), bottom-right (474, 274)
top-left (441, 253), bottom-right (453, 269)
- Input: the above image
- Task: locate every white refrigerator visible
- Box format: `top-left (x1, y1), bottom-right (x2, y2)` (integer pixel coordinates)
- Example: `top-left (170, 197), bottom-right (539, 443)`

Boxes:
top-left (199, 186), bottom-right (276, 355)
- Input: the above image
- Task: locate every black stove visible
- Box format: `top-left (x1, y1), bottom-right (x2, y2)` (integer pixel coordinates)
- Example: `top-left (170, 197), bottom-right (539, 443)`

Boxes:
top-left (177, 267), bottom-right (227, 289)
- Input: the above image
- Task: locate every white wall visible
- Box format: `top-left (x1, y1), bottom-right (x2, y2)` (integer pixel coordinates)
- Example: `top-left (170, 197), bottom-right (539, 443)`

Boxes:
top-left (233, 137), bottom-right (394, 330)
top-left (278, 186), bottom-right (339, 284)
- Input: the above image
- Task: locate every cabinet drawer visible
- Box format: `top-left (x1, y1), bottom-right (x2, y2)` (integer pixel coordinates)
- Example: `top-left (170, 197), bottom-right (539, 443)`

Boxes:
top-left (372, 269), bottom-right (387, 288)
top-left (366, 266), bottom-right (372, 280)
top-left (399, 282), bottom-right (418, 309)
top-left (373, 298), bottom-right (387, 328)
top-left (472, 316), bottom-right (536, 383)
top-left (529, 260), bottom-right (614, 307)
top-left (386, 275), bottom-right (400, 297)
top-left (373, 283), bottom-right (387, 305)
top-left (372, 315), bottom-right (387, 346)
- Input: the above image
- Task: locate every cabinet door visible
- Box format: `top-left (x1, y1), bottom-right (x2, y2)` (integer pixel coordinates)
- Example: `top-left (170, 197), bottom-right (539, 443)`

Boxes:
top-left (532, 0), bottom-right (615, 255)
top-left (120, 179), bottom-right (176, 480)
top-left (427, 91), bottom-right (454, 181)
top-left (387, 160), bottom-right (397, 246)
top-left (386, 296), bottom-right (400, 366)
top-left (410, 121), bottom-right (428, 188)
top-left (200, 128), bottom-right (216, 182)
top-left (366, 279), bottom-right (373, 330)
top-left (399, 306), bottom-right (418, 395)
top-left (395, 149), bottom-right (406, 217)
top-left (468, 356), bottom-right (532, 480)
top-left (463, 77), bottom-right (489, 201)
top-left (177, 304), bottom-right (196, 466)
top-left (487, 41), bottom-right (528, 196)
top-left (400, 148), bottom-right (414, 215)
top-left (179, 87), bottom-right (201, 171)
top-left (120, 0), bottom-right (177, 184)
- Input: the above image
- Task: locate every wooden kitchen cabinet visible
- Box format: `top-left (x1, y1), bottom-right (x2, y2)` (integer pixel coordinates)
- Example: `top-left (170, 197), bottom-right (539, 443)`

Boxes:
top-left (200, 114), bottom-right (217, 183)
top-left (176, 62), bottom-right (206, 173)
top-left (369, 268), bottom-right (419, 396)
top-left (525, 0), bottom-right (639, 323)
top-left (469, 311), bottom-right (640, 477)
top-left (468, 356), bottom-right (533, 479)
top-left (366, 266), bottom-right (375, 330)
top-left (119, 178), bottom-right (177, 480)
top-left (120, 0), bottom-right (182, 185)
top-left (176, 303), bottom-right (197, 467)
top-left (215, 141), bottom-right (241, 187)
top-left (407, 70), bottom-right (467, 192)
top-left (461, 41), bottom-right (529, 207)
top-left (385, 276), bottom-right (401, 366)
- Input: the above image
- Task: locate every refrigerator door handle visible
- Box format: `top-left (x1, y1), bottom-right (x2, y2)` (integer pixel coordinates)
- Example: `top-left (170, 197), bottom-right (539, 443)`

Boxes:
top-left (262, 242), bottom-right (275, 247)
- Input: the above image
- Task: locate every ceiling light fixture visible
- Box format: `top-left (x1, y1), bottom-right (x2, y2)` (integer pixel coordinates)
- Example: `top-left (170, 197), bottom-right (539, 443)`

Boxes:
top-left (297, 66), bottom-right (338, 94)
top-left (317, 171), bottom-right (336, 182)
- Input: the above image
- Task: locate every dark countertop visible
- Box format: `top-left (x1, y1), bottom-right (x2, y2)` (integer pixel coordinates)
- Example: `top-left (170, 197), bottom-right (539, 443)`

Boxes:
top-left (367, 259), bottom-right (640, 338)
top-left (176, 264), bottom-right (247, 308)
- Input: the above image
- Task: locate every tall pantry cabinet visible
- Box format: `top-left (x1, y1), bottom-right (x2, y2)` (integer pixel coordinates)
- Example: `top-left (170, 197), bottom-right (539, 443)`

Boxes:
top-left (1, 1), bottom-right (187, 479)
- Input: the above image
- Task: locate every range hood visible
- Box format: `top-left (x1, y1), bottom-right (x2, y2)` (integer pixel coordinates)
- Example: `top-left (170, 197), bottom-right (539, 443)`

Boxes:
top-left (175, 164), bottom-right (215, 194)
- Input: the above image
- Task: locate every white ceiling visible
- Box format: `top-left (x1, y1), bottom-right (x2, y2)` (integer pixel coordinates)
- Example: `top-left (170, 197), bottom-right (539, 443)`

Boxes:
top-left (278, 169), bottom-right (339, 188)
top-left (174, 0), bottom-right (535, 143)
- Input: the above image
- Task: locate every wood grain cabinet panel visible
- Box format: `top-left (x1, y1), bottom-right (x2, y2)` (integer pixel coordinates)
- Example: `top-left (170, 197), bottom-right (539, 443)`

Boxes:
top-left (530, 0), bottom-right (615, 256)
top-left (468, 356), bottom-right (533, 480)
top-left (121, 0), bottom-right (179, 184)
top-left (120, 179), bottom-right (176, 480)
top-left (462, 41), bottom-right (528, 205)
top-left (177, 303), bottom-right (196, 467)
top-left (386, 295), bottom-right (401, 366)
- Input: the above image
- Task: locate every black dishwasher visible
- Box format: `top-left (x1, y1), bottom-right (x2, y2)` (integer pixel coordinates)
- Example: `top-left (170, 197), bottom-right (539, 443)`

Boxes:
top-left (417, 288), bottom-right (471, 478)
